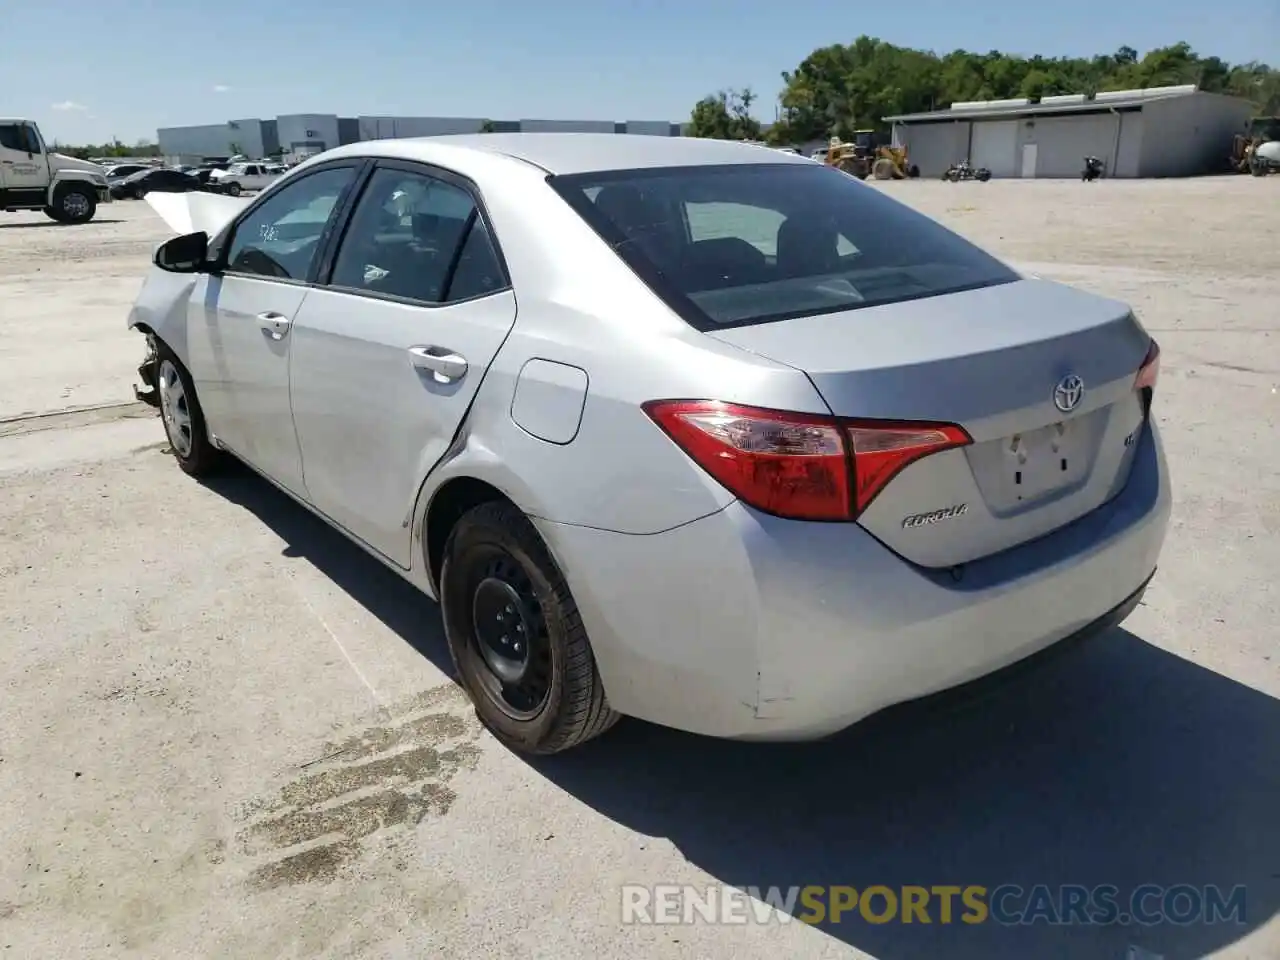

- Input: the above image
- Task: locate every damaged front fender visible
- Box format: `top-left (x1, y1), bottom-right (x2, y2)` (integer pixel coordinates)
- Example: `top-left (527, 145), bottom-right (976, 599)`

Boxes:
top-left (126, 266), bottom-right (202, 406)
top-left (134, 333), bottom-right (160, 407)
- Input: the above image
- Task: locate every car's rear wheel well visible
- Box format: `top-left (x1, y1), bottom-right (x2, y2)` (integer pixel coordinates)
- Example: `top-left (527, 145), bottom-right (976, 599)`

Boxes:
top-left (425, 477), bottom-right (516, 590)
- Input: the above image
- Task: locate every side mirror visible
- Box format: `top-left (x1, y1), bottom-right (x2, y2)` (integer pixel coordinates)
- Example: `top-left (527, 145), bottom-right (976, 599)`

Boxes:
top-left (154, 231), bottom-right (209, 273)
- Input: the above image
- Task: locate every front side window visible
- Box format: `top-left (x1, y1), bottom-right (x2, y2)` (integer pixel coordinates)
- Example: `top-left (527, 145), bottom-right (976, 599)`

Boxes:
top-left (550, 162), bottom-right (1019, 329)
top-left (329, 167), bottom-right (502, 304)
top-left (224, 165), bottom-right (357, 281)
top-left (0, 125), bottom-right (26, 152)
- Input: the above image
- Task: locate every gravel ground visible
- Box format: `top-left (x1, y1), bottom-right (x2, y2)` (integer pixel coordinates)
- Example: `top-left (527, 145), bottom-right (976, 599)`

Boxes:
top-left (0, 180), bottom-right (1277, 960)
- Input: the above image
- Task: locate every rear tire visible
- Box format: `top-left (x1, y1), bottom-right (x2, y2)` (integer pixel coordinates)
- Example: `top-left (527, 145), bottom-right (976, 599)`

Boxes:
top-left (155, 342), bottom-right (222, 477)
top-left (440, 500), bottom-right (619, 755)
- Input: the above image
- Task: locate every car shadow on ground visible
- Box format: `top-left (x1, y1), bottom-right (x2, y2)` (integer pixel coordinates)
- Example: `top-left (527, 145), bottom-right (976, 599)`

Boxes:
top-left (204, 464), bottom-right (1280, 959)
top-left (0, 219), bottom-right (125, 229)
top-left (534, 633), bottom-right (1280, 959)
top-left (201, 465), bottom-right (455, 678)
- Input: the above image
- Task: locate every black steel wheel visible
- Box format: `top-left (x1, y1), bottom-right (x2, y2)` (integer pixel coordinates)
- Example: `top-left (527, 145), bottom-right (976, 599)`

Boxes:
top-left (440, 500), bottom-right (619, 754)
top-left (467, 549), bottom-right (554, 719)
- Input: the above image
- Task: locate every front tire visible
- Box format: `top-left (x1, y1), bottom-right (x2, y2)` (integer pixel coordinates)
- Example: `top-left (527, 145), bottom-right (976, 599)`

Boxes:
top-left (155, 342), bottom-right (222, 477)
top-left (52, 184), bottom-right (96, 224)
top-left (440, 500), bottom-right (619, 755)
top-left (225, 181), bottom-right (242, 196)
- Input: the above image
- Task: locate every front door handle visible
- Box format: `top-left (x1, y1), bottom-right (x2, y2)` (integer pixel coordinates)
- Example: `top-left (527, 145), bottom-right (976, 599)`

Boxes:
top-left (408, 346), bottom-right (468, 382)
top-left (258, 311), bottom-right (291, 339)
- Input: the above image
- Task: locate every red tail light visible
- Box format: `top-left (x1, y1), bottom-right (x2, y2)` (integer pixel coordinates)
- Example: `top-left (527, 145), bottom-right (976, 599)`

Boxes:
top-left (642, 400), bottom-right (971, 522)
top-left (1135, 339), bottom-right (1160, 393)
top-left (844, 420), bottom-right (973, 514)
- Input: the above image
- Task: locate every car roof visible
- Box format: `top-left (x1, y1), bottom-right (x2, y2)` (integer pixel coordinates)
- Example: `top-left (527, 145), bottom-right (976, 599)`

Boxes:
top-left (320, 133), bottom-right (813, 176)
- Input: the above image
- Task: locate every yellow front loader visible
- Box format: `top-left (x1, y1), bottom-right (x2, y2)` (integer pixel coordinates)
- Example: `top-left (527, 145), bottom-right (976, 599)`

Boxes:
top-left (824, 131), bottom-right (920, 180)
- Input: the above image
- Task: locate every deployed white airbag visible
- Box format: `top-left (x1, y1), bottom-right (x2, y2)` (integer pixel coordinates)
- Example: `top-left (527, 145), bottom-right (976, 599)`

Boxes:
top-left (144, 191), bottom-right (251, 236)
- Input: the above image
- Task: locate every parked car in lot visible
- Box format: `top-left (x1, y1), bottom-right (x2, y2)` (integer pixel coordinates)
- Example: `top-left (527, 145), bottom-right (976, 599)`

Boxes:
top-left (127, 134), bottom-right (1170, 756)
top-left (111, 167), bottom-right (207, 199)
top-left (209, 161), bottom-right (279, 195)
top-left (102, 162), bottom-right (153, 181)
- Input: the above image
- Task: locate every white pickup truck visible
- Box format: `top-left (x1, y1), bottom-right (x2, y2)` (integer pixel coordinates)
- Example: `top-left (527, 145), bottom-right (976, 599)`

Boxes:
top-left (0, 118), bottom-right (111, 223)
top-left (208, 161), bottom-right (281, 196)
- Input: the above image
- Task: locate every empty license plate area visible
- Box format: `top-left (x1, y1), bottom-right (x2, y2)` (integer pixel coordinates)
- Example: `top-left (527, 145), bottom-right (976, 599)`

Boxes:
top-left (1001, 417), bottom-right (1092, 505)
top-left (965, 409), bottom-right (1106, 515)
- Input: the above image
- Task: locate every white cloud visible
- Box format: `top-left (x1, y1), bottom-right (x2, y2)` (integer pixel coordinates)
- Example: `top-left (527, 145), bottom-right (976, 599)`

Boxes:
top-left (51, 100), bottom-right (87, 112)
top-left (212, 84), bottom-right (231, 93)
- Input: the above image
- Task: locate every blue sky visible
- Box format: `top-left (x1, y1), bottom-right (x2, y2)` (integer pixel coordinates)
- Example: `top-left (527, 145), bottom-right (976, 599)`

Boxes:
top-left (6, 0), bottom-right (1276, 145)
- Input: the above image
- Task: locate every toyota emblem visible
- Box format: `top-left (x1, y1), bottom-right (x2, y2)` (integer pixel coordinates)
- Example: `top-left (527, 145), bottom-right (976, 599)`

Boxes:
top-left (1053, 374), bottom-right (1084, 413)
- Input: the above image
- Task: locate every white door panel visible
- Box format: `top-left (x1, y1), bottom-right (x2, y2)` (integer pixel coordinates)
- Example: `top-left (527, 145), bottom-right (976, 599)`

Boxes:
top-left (0, 122), bottom-right (49, 193)
top-left (192, 275), bottom-right (310, 493)
top-left (1021, 143), bottom-right (1038, 178)
top-left (289, 287), bottom-right (518, 565)
top-left (189, 162), bottom-right (364, 495)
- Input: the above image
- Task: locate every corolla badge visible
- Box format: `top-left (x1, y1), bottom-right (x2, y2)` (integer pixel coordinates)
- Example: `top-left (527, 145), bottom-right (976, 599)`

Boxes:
top-left (1053, 374), bottom-right (1084, 413)
top-left (902, 504), bottom-right (968, 529)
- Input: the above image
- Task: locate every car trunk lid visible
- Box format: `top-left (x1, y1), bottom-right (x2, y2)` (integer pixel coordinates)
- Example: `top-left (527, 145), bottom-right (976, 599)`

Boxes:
top-left (706, 278), bottom-right (1152, 567)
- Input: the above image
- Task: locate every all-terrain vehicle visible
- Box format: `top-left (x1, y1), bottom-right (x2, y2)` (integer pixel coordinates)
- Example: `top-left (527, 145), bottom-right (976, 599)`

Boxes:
top-left (943, 159), bottom-right (991, 182)
top-left (0, 118), bottom-right (111, 223)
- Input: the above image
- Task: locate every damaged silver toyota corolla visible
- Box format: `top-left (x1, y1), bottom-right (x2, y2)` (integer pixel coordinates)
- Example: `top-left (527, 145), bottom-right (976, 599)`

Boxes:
top-left (126, 134), bottom-right (1170, 756)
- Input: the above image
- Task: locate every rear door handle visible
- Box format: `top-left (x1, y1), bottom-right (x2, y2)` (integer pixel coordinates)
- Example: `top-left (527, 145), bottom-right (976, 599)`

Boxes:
top-left (258, 311), bottom-right (291, 339)
top-left (408, 346), bottom-right (468, 382)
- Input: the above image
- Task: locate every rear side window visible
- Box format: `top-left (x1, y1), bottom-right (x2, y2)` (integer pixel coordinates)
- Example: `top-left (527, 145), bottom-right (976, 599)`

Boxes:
top-left (329, 167), bottom-right (504, 304)
top-left (549, 162), bottom-right (1018, 329)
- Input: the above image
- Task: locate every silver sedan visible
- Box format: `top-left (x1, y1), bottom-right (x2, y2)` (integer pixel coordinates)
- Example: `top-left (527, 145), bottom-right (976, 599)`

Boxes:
top-left (128, 133), bottom-right (1170, 755)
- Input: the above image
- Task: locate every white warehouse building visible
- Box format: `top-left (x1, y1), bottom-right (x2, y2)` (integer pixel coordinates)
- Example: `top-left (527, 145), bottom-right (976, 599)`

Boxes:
top-left (885, 85), bottom-right (1255, 179)
top-left (158, 113), bottom-right (683, 164)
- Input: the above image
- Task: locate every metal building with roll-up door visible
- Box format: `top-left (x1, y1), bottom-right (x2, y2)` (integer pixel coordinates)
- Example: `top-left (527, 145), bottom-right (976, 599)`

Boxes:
top-left (884, 85), bottom-right (1254, 179)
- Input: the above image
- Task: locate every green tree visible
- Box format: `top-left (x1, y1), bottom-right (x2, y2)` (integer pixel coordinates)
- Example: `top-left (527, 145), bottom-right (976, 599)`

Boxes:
top-left (695, 38), bottom-right (1279, 140)
top-left (479, 119), bottom-right (497, 133)
top-left (687, 88), bottom-right (762, 140)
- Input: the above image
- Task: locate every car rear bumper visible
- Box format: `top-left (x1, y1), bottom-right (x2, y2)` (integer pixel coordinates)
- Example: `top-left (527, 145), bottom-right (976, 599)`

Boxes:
top-left (535, 420), bottom-right (1170, 741)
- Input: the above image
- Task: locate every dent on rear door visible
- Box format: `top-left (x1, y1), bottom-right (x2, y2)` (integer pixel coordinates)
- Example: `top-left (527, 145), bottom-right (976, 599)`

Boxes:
top-left (288, 288), bottom-right (519, 568)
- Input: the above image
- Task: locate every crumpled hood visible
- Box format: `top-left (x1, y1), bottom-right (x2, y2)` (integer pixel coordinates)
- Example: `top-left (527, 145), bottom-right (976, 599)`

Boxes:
top-left (144, 191), bottom-right (252, 236)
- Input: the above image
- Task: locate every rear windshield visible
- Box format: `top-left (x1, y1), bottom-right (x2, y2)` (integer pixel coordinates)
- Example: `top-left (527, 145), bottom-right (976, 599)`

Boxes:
top-left (549, 162), bottom-right (1019, 330)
